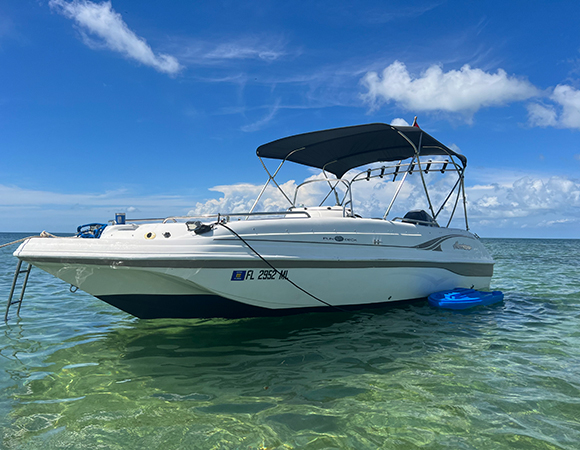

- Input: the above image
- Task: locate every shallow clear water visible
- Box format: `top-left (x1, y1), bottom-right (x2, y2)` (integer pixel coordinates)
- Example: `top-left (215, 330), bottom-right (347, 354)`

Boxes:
top-left (1, 234), bottom-right (579, 449)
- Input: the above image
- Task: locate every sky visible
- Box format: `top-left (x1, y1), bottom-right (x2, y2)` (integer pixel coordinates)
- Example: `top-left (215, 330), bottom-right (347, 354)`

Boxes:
top-left (1, 0), bottom-right (579, 238)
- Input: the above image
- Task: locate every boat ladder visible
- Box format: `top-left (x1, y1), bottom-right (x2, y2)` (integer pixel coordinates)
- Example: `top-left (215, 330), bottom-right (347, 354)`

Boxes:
top-left (4, 260), bottom-right (32, 321)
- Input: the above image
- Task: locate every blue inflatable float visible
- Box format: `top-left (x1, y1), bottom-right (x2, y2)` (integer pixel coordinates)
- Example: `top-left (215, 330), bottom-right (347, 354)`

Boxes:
top-left (428, 288), bottom-right (504, 310)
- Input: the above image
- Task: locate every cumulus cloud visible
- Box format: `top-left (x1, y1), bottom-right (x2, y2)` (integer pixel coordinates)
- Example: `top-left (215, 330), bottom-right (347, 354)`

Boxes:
top-left (187, 174), bottom-right (353, 216)
top-left (390, 117), bottom-right (410, 126)
top-left (189, 183), bottom-right (264, 216)
top-left (552, 85), bottom-right (580, 128)
top-left (3, 171), bottom-right (579, 236)
top-left (362, 61), bottom-right (538, 118)
top-left (187, 170), bottom-right (580, 236)
top-left (189, 169), bottom-right (447, 222)
top-left (528, 84), bottom-right (580, 129)
top-left (527, 102), bottom-right (558, 127)
top-left (467, 176), bottom-right (580, 233)
top-left (49, 0), bottom-right (182, 75)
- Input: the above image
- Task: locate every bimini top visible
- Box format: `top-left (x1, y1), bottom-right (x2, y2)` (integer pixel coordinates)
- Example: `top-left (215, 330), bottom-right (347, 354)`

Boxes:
top-left (256, 123), bottom-right (466, 178)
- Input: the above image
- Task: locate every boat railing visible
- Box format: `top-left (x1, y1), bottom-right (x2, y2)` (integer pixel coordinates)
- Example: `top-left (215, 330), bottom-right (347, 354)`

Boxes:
top-left (115, 210), bottom-right (312, 225)
top-left (292, 178), bottom-right (353, 217)
top-left (117, 160), bottom-right (463, 226)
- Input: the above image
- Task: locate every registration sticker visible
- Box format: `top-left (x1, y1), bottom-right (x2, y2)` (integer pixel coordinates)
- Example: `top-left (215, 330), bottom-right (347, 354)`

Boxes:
top-left (231, 270), bottom-right (246, 281)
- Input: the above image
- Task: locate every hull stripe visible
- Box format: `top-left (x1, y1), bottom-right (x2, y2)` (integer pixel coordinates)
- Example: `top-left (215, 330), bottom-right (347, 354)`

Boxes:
top-left (97, 293), bottom-right (424, 319)
top-left (23, 256), bottom-right (493, 277)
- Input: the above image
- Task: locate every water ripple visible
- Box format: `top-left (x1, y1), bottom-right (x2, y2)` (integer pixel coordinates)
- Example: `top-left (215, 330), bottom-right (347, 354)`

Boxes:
top-left (1, 235), bottom-right (580, 449)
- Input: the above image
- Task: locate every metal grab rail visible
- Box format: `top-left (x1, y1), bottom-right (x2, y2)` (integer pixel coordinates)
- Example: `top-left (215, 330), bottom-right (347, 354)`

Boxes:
top-left (292, 178), bottom-right (353, 216)
top-left (113, 210), bottom-right (312, 225)
top-left (179, 210), bottom-right (311, 223)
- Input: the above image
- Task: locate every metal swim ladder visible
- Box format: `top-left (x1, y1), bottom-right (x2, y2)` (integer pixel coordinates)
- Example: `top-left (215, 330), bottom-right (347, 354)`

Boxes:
top-left (4, 260), bottom-right (32, 321)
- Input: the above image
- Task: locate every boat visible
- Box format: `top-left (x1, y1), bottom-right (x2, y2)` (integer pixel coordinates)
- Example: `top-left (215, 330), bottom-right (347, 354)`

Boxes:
top-left (13, 122), bottom-right (495, 319)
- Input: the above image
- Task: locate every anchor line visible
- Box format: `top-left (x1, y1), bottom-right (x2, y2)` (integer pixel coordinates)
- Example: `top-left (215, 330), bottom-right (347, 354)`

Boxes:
top-left (217, 222), bottom-right (346, 313)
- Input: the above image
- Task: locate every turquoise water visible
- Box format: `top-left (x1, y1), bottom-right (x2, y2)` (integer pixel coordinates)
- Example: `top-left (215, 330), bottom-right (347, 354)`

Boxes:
top-left (1, 234), bottom-right (579, 449)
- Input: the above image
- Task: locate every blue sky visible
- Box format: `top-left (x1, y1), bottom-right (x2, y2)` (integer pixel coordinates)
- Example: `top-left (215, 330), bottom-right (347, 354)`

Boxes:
top-left (1, 0), bottom-right (579, 237)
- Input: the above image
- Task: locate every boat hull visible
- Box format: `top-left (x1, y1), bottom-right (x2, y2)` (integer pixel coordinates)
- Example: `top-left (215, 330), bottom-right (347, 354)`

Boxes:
top-left (15, 217), bottom-right (494, 319)
top-left (29, 261), bottom-right (491, 318)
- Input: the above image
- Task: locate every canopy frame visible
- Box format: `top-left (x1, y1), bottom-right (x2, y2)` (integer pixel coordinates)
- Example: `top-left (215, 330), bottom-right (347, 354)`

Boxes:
top-left (249, 123), bottom-right (469, 229)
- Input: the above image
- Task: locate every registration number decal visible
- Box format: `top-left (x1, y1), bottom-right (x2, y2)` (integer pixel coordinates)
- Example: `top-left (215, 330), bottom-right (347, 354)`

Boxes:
top-left (231, 269), bottom-right (288, 281)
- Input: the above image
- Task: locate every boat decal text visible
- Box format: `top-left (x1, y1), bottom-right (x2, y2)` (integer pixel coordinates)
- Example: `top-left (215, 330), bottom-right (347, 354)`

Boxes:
top-left (453, 241), bottom-right (473, 251)
top-left (322, 236), bottom-right (357, 242)
top-left (231, 269), bottom-right (289, 281)
top-left (413, 234), bottom-right (472, 251)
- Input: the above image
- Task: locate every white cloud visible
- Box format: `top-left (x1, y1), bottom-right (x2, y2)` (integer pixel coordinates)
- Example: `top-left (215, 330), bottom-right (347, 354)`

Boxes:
top-left (172, 36), bottom-right (289, 67)
top-left (390, 118), bottom-right (410, 126)
top-left (466, 176), bottom-right (580, 233)
top-left (527, 102), bottom-right (558, 127)
top-left (362, 61), bottom-right (538, 118)
top-left (552, 84), bottom-right (580, 128)
top-left (49, 0), bottom-right (182, 75)
top-left (205, 42), bottom-right (284, 62)
top-left (0, 184), bottom-right (182, 207)
top-left (0, 184), bottom-right (193, 231)
top-left (188, 171), bottom-right (580, 237)
top-left (528, 84), bottom-right (580, 130)
top-left (240, 100), bottom-right (281, 132)
top-left (3, 172), bottom-right (579, 236)
top-left (189, 184), bottom-right (259, 216)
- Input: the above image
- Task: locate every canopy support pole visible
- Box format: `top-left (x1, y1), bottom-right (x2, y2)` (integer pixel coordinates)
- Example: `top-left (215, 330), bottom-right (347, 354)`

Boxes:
top-left (434, 160), bottom-right (462, 220)
top-left (460, 170), bottom-right (469, 230)
top-left (249, 156), bottom-right (294, 215)
top-left (413, 133), bottom-right (438, 221)
top-left (383, 160), bottom-right (412, 219)
top-left (446, 179), bottom-right (463, 228)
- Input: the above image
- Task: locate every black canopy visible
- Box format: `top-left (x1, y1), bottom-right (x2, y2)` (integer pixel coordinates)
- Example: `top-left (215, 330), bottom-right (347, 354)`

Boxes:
top-left (256, 123), bottom-right (466, 178)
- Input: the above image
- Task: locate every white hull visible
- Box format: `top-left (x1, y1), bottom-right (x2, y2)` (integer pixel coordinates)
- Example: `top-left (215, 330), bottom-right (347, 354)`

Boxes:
top-left (15, 213), bottom-right (494, 318)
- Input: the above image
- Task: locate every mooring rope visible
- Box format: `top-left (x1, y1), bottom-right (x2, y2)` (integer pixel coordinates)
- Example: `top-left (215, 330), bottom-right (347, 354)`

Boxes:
top-left (218, 221), bottom-right (347, 313)
top-left (0, 231), bottom-right (59, 249)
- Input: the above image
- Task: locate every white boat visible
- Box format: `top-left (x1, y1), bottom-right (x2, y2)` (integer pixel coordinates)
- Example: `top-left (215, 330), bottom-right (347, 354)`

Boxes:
top-left (13, 123), bottom-right (494, 319)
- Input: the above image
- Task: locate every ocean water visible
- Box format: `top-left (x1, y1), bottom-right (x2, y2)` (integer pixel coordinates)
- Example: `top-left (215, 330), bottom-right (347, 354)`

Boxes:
top-left (1, 233), bottom-right (579, 449)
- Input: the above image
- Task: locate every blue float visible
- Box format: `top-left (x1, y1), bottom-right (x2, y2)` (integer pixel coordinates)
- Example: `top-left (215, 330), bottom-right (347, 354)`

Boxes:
top-left (428, 288), bottom-right (504, 310)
